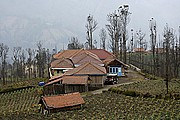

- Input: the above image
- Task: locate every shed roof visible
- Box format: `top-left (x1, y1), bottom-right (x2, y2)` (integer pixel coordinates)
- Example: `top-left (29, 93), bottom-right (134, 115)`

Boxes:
top-left (45, 76), bottom-right (89, 86)
top-left (41, 92), bottom-right (84, 109)
top-left (49, 74), bottom-right (63, 82)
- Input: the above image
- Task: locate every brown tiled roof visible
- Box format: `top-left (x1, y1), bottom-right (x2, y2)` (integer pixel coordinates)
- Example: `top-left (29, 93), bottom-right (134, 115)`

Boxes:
top-left (64, 62), bottom-right (106, 76)
top-left (53, 49), bottom-right (81, 59)
top-left (134, 48), bottom-right (145, 52)
top-left (42, 92), bottom-right (84, 109)
top-left (45, 77), bottom-right (63, 86)
top-left (87, 49), bottom-right (115, 60)
top-left (49, 74), bottom-right (64, 82)
top-left (46, 75), bottom-right (89, 86)
top-left (103, 58), bottom-right (128, 67)
top-left (71, 50), bottom-right (103, 65)
top-left (50, 58), bottom-right (74, 68)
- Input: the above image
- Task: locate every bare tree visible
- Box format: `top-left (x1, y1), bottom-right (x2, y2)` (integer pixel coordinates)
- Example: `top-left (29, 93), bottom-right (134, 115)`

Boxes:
top-left (26, 48), bottom-right (34, 79)
top-left (149, 18), bottom-right (157, 77)
top-left (19, 49), bottom-right (26, 79)
top-left (36, 41), bottom-right (49, 78)
top-left (163, 24), bottom-right (175, 94)
top-left (106, 11), bottom-right (121, 58)
top-left (46, 49), bottom-right (52, 79)
top-left (135, 29), bottom-right (146, 69)
top-left (36, 41), bottom-right (44, 78)
top-left (12, 47), bottom-right (22, 81)
top-left (85, 14), bottom-right (98, 49)
top-left (0, 43), bottom-right (9, 85)
top-left (118, 4), bottom-right (131, 63)
top-left (99, 28), bottom-right (107, 50)
top-left (106, 5), bottom-right (131, 61)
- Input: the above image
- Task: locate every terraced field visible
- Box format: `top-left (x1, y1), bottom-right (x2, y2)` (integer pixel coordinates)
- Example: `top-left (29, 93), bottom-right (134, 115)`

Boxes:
top-left (114, 79), bottom-right (180, 98)
top-left (0, 91), bottom-right (180, 119)
top-left (0, 88), bottom-right (40, 114)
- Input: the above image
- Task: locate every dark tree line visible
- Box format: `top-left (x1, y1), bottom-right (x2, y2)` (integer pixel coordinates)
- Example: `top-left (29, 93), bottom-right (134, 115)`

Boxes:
top-left (0, 41), bottom-right (53, 85)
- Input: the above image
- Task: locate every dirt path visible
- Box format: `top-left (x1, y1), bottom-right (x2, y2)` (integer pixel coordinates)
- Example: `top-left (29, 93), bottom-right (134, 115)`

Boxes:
top-left (89, 69), bottom-right (145, 95)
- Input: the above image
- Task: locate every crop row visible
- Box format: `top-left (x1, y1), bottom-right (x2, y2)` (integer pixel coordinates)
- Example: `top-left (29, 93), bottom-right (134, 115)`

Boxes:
top-left (0, 87), bottom-right (40, 114)
top-left (0, 91), bottom-right (180, 119)
top-left (116, 79), bottom-right (180, 96)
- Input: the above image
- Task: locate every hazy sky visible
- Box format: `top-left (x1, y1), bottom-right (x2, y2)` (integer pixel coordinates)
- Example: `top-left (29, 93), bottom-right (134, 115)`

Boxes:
top-left (0, 0), bottom-right (180, 50)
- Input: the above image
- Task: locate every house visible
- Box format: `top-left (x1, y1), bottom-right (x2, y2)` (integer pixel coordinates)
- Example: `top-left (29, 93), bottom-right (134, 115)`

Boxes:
top-left (53, 49), bottom-right (103, 65)
top-left (64, 62), bottom-right (107, 89)
top-left (39, 92), bottom-right (84, 114)
top-left (44, 76), bottom-right (90, 95)
top-left (103, 58), bottom-right (128, 77)
top-left (134, 48), bottom-right (145, 53)
top-left (50, 58), bottom-right (74, 77)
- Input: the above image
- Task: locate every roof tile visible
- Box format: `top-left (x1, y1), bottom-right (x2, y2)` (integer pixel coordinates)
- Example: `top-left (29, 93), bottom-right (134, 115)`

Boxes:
top-left (42, 92), bottom-right (84, 109)
top-left (87, 49), bottom-right (115, 60)
top-left (51, 58), bottom-right (74, 68)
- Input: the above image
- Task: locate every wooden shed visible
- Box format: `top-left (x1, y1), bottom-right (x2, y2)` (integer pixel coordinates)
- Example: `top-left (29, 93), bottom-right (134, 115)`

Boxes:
top-left (44, 75), bottom-right (90, 95)
top-left (39, 92), bottom-right (84, 114)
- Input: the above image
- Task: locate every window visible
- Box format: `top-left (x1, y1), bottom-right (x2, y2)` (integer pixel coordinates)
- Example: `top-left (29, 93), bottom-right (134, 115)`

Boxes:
top-left (109, 67), bottom-right (118, 73)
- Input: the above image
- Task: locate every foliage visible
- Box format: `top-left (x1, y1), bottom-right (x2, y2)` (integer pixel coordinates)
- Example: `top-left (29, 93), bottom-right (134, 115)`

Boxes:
top-left (85, 14), bottom-right (98, 49)
top-left (67, 37), bottom-right (84, 50)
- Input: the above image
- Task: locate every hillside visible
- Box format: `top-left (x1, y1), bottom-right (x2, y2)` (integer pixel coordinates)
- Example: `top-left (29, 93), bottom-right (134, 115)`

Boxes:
top-left (0, 70), bottom-right (179, 119)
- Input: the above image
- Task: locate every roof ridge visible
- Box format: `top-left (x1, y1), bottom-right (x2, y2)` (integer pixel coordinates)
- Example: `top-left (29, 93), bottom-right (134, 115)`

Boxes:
top-left (85, 51), bottom-right (102, 62)
top-left (90, 63), bottom-right (106, 74)
top-left (70, 48), bottom-right (84, 59)
top-left (56, 50), bottom-right (65, 58)
top-left (74, 62), bottom-right (90, 74)
top-left (75, 53), bottom-right (87, 63)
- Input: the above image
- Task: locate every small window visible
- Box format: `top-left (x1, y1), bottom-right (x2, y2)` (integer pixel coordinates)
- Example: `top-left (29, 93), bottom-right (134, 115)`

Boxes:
top-left (116, 68), bottom-right (118, 73)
